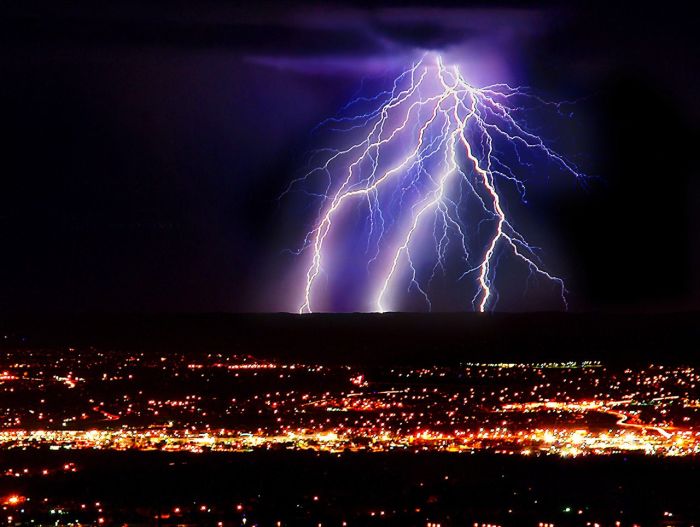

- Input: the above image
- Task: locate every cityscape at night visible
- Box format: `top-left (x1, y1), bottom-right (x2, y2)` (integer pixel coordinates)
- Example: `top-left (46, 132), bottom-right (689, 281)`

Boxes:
top-left (0, 347), bottom-right (700, 457)
top-left (2, 0), bottom-right (699, 526)
top-left (1, 316), bottom-right (700, 526)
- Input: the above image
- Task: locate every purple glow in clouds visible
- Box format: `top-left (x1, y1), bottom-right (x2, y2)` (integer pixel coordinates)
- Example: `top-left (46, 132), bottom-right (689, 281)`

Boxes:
top-left (283, 53), bottom-right (586, 313)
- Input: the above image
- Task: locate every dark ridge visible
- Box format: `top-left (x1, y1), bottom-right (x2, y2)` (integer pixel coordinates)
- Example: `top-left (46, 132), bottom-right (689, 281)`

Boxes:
top-left (1, 312), bottom-right (698, 366)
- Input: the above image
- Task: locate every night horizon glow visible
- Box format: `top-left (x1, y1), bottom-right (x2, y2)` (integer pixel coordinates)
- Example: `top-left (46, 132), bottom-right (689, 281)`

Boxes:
top-left (283, 53), bottom-right (586, 313)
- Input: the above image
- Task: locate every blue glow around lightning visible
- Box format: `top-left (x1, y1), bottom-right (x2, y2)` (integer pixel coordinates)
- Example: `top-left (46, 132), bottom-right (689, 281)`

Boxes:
top-left (283, 53), bottom-right (585, 313)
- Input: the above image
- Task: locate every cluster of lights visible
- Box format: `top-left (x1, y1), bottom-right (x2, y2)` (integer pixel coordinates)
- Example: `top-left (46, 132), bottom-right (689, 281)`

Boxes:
top-left (0, 349), bottom-right (699, 457)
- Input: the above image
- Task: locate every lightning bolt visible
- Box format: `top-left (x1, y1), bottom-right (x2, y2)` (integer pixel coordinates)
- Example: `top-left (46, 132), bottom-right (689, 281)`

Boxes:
top-left (285, 53), bottom-right (585, 313)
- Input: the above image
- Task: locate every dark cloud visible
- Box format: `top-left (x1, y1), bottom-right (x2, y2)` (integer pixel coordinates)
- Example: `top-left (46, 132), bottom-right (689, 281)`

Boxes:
top-left (1, 4), bottom-right (546, 57)
top-left (1, 1), bottom-right (698, 313)
top-left (371, 20), bottom-right (477, 49)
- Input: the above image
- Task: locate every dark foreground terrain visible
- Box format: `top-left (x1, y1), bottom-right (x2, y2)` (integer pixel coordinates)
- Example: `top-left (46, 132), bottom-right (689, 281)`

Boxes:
top-left (1, 449), bottom-right (699, 527)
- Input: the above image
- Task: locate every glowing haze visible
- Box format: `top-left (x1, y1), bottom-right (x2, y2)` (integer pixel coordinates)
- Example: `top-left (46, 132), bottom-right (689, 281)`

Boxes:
top-left (284, 53), bottom-right (585, 313)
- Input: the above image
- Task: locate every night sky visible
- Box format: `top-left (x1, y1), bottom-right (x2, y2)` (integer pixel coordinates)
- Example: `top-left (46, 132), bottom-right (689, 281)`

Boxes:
top-left (2, 1), bottom-right (698, 313)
